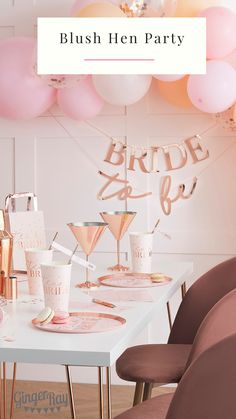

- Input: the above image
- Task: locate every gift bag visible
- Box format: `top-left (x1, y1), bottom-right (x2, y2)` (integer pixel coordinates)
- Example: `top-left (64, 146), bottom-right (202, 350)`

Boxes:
top-left (5, 193), bottom-right (46, 272)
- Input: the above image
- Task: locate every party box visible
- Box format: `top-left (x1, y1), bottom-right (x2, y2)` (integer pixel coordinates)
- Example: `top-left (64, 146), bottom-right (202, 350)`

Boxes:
top-left (37, 18), bottom-right (206, 75)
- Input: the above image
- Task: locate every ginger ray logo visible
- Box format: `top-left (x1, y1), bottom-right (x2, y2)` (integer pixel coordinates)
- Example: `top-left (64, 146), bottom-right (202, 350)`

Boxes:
top-left (14, 391), bottom-right (68, 414)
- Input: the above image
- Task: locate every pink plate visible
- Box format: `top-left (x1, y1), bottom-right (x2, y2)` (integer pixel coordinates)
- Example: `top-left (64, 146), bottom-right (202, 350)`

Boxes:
top-left (33, 312), bottom-right (126, 334)
top-left (98, 273), bottom-right (172, 288)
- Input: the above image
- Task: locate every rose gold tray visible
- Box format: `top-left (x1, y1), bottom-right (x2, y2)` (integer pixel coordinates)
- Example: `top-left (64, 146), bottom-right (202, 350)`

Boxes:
top-left (98, 273), bottom-right (172, 288)
top-left (33, 312), bottom-right (126, 334)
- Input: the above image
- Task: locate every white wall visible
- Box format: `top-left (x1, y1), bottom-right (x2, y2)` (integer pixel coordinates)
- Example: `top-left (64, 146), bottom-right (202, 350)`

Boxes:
top-left (0, 0), bottom-right (236, 384)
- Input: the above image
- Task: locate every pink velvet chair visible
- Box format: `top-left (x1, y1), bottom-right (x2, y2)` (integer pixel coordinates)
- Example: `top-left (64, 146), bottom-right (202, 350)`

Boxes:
top-left (116, 257), bottom-right (236, 404)
top-left (115, 288), bottom-right (236, 419)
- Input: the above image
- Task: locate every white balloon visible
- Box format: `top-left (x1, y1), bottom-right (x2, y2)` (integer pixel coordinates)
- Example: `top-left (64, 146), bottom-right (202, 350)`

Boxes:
top-left (92, 75), bottom-right (152, 106)
top-left (153, 74), bottom-right (185, 82)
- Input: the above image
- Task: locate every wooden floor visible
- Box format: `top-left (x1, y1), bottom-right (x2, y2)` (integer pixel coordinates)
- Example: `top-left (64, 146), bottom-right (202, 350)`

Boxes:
top-left (3, 380), bottom-right (174, 418)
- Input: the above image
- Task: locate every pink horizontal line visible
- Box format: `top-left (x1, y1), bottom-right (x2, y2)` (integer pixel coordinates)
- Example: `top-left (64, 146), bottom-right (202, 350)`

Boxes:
top-left (84, 58), bottom-right (155, 61)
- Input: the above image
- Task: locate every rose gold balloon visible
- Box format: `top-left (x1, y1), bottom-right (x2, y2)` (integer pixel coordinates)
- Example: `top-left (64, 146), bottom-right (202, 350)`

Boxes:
top-left (119, 0), bottom-right (177, 17)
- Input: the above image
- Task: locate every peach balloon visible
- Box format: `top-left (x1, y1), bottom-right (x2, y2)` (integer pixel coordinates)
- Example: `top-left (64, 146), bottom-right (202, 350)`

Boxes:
top-left (153, 74), bottom-right (185, 82)
top-left (157, 76), bottom-right (193, 108)
top-left (175, 0), bottom-right (236, 17)
top-left (71, 0), bottom-right (99, 15)
top-left (76, 2), bottom-right (126, 17)
top-left (70, 0), bottom-right (116, 16)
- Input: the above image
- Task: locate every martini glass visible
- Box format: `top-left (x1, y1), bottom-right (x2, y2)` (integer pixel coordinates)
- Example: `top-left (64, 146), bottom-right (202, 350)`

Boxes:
top-left (100, 211), bottom-right (136, 271)
top-left (67, 222), bottom-right (107, 289)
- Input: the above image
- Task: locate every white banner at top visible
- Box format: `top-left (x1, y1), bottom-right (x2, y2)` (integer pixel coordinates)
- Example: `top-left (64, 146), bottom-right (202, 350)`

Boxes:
top-left (37, 17), bottom-right (206, 75)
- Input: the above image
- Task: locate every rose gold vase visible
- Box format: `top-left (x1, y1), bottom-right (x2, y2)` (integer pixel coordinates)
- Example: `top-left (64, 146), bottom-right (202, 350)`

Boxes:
top-left (100, 211), bottom-right (136, 271)
top-left (68, 222), bottom-right (107, 289)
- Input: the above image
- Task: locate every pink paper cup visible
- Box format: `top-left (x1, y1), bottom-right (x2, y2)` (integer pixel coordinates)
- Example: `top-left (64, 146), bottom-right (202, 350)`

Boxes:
top-left (129, 232), bottom-right (153, 273)
top-left (40, 262), bottom-right (72, 312)
top-left (25, 249), bottom-right (53, 296)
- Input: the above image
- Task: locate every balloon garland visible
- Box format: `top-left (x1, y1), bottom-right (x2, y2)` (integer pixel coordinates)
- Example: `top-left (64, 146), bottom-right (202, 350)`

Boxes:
top-left (0, 1), bottom-right (235, 121)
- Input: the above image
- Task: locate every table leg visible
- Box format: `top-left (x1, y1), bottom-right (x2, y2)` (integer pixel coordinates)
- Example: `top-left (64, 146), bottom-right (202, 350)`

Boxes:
top-left (166, 302), bottom-right (172, 331)
top-left (184, 282), bottom-right (187, 295)
top-left (3, 362), bottom-right (7, 419)
top-left (181, 282), bottom-right (187, 300)
top-left (65, 365), bottom-right (76, 419)
top-left (106, 367), bottom-right (112, 419)
top-left (10, 363), bottom-right (17, 419)
top-left (98, 367), bottom-right (104, 419)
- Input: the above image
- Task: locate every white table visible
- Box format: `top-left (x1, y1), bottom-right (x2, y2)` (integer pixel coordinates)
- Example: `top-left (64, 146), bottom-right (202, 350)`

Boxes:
top-left (0, 261), bottom-right (193, 419)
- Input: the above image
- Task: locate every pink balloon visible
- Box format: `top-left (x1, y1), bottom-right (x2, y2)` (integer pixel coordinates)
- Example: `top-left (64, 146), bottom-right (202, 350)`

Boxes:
top-left (153, 74), bottom-right (185, 82)
top-left (57, 76), bottom-right (104, 120)
top-left (0, 37), bottom-right (56, 120)
top-left (200, 7), bottom-right (236, 59)
top-left (187, 60), bottom-right (236, 113)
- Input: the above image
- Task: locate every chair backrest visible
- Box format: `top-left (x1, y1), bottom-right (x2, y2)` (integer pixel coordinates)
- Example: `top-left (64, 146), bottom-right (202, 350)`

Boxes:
top-left (166, 289), bottom-right (236, 419)
top-left (168, 256), bottom-right (236, 344)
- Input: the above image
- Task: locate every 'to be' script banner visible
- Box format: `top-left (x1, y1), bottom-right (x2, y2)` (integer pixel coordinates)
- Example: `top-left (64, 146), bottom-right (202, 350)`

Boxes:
top-left (37, 18), bottom-right (206, 75)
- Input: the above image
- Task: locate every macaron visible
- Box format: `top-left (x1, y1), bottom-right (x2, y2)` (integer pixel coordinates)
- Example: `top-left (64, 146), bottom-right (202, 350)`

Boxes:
top-left (41, 309), bottom-right (55, 325)
top-left (52, 311), bottom-right (70, 324)
top-left (150, 273), bottom-right (166, 282)
top-left (32, 307), bottom-right (54, 325)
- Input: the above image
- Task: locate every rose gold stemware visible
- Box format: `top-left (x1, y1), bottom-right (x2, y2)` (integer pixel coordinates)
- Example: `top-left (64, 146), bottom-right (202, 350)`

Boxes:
top-left (67, 222), bottom-right (107, 289)
top-left (100, 211), bottom-right (136, 271)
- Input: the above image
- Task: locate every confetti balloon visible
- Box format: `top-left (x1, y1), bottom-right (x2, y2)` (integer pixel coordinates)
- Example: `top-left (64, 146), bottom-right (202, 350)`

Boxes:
top-left (119, 0), bottom-right (177, 17)
top-left (39, 75), bottom-right (87, 89)
top-left (213, 105), bottom-right (236, 132)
